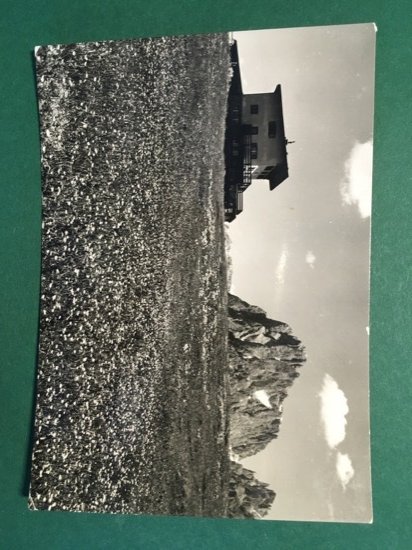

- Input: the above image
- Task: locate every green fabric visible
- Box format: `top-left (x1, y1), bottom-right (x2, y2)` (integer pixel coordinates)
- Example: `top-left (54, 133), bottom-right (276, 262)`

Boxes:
top-left (0, 0), bottom-right (410, 548)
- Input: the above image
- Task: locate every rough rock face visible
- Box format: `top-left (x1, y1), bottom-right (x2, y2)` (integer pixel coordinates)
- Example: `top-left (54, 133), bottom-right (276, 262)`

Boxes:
top-left (228, 293), bottom-right (306, 458)
top-left (227, 460), bottom-right (276, 519)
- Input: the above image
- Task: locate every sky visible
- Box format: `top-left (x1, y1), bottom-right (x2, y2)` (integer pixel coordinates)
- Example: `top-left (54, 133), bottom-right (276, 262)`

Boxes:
top-left (229, 24), bottom-right (376, 522)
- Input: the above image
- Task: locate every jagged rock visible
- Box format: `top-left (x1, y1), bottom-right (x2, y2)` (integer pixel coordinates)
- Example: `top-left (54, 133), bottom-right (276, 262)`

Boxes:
top-left (227, 460), bottom-right (276, 519)
top-left (228, 293), bottom-right (306, 458)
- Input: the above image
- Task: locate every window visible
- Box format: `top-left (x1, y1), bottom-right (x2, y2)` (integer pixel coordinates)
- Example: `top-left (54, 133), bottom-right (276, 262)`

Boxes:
top-left (268, 121), bottom-right (277, 138)
top-left (250, 142), bottom-right (258, 160)
top-left (244, 125), bottom-right (258, 135)
top-left (250, 104), bottom-right (259, 114)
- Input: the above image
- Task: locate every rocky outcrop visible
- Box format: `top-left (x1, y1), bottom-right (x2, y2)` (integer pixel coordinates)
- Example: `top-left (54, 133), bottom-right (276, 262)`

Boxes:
top-left (227, 460), bottom-right (276, 519)
top-left (228, 293), bottom-right (306, 458)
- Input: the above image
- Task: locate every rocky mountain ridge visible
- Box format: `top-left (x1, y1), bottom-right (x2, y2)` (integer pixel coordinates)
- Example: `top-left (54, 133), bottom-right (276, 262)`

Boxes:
top-left (227, 293), bottom-right (306, 518)
top-left (228, 293), bottom-right (306, 458)
top-left (227, 460), bottom-right (276, 519)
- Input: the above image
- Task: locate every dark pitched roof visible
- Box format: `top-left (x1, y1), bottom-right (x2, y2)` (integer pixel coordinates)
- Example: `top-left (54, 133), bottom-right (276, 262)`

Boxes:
top-left (269, 85), bottom-right (289, 190)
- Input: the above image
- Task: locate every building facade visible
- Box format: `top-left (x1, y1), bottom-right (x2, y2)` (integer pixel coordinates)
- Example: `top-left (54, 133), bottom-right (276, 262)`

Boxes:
top-left (224, 41), bottom-right (289, 222)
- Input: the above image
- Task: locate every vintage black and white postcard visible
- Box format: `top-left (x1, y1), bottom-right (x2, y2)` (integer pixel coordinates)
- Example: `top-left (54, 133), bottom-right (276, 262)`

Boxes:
top-left (29, 24), bottom-right (375, 522)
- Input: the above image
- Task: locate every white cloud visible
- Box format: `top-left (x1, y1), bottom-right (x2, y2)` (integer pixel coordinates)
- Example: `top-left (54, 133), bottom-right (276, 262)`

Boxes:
top-left (276, 244), bottom-right (288, 286)
top-left (341, 140), bottom-right (373, 218)
top-left (336, 452), bottom-right (355, 490)
top-left (319, 374), bottom-right (349, 449)
top-left (305, 250), bottom-right (316, 269)
top-left (327, 501), bottom-right (335, 520)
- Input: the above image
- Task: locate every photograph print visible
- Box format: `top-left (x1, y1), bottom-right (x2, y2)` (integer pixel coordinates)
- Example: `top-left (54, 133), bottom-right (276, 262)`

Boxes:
top-left (29, 23), bottom-right (375, 522)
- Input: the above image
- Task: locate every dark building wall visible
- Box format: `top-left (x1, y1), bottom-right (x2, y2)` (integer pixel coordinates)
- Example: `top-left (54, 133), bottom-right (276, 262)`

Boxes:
top-left (224, 42), bottom-right (246, 221)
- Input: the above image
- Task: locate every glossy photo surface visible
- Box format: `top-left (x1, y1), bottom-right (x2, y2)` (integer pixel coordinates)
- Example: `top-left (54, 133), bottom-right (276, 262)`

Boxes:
top-left (29, 24), bottom-right (375, 522)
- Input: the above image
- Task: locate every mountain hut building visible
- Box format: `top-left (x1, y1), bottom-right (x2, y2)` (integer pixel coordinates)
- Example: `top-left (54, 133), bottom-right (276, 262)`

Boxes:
top-left (224, 41), bottom-right (290, 222)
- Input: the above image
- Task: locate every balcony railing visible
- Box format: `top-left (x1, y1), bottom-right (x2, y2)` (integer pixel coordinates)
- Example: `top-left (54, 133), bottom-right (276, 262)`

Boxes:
top-left (240, 133), bottom-right (252, 191)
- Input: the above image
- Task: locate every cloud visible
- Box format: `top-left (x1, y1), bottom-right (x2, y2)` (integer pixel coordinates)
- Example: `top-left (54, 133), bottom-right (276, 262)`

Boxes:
top-left (275, 244), bottom-right (288, 286)
top-left (341, 140), bottom-right (373, 218)
top-left (327, 501), bottom-right (335, 520)
top-left (319, 374), bottom-right (349, 449)
top-left (305, 250), bottom-right (316, 269)
top-left (336, 452), bottom-right (355, 490)
top-left (319, 376), bottom-right (355, 492)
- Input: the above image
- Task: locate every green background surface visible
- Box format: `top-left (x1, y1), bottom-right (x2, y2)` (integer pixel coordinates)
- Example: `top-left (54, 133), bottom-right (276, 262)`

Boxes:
top-left (1, 1), bottom-right (411, 548)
